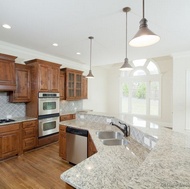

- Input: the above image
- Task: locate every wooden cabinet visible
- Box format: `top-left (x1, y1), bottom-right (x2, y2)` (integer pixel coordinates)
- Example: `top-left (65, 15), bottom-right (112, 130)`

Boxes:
top-left (60, 68), bottom-right (83, 100)
top-left (82, 76), bottom-right (88, 99)
top-left (22, 120), bottom-right (37, 151)
top-left (0, 123), bottom-right (21, 160)
top-left (60, 114), bottom-right (75, 121)
top-left (25, 59), bottom-right (61, 93)
top-left (59, 125), bottom-right (67, 160)
top-left (0, 53), bottom-right (17, 91)
top-left (88, 133), bottom-right (97, 157)
top-left (9, 64), bottom-right (31, 102)
top-left (60, 71), bottom-right (66, 100)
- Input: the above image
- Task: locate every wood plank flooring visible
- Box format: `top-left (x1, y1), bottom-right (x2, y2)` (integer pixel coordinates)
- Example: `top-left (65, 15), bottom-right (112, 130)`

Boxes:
top-left (0, 142), bottom-right (73, 189)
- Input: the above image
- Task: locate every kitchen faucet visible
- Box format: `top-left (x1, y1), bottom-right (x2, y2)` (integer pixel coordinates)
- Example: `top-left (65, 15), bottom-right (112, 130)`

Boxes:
top-left (110, 122), bottom-right (130, 137)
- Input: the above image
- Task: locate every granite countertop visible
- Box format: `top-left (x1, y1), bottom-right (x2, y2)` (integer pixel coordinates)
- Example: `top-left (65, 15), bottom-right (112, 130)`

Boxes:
top-left (0, 116), bottom-right (37, 126)
top-left (60, 113), bottom-right (190, 189)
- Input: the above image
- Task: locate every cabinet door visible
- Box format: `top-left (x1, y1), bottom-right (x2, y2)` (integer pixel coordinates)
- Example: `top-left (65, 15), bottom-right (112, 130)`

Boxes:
top-left (60, 72), bottom-right (66, 100)
top-left (88, 133), bottom-right (97, 157)
top-left (75, 74), bottom-right (82, 99)
top-left (0, 54), bottom-right (17, 91)
top-left (67, 72), bottom-right (75, 99)
top-left (38, 64), bottom-right (49, 91)
top-left (50, 66), bottom-right (60, 92)
top-left (0, 130), bottom-right (20, 159)
top-left (9, 64), bottom-right (31, 102)
top-left (59, 125), bottom-right (67, 160)
top-left (82, 76), bottom-right (88, 99)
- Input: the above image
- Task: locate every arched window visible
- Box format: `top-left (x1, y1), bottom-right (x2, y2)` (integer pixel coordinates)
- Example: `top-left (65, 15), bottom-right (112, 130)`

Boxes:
top-left (120, 59), bottom-right (161, 117)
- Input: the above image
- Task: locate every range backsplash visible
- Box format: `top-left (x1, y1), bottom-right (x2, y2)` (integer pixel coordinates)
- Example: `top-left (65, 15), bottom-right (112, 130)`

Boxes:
top-left (0, 92), bottom-right (26, 119)
top-left (60, 100), bottom-right (83, 114)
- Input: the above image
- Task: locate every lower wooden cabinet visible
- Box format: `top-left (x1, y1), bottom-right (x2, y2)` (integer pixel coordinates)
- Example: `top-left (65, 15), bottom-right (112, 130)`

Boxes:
top-left (0, 123), bottom-right (21, 160)
top-left (22, 120), bottom-right (37, 151)
top-left (88, 133), bottom-right (97, 157)
top-left (59, 125), bottom-right (67, 160)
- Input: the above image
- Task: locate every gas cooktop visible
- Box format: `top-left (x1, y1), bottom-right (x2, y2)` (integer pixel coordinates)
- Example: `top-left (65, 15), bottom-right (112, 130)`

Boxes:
top-left (0, 119), bottom-right (15, 124)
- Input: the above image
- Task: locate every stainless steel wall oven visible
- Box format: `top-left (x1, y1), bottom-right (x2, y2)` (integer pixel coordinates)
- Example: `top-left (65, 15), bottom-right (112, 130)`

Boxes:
top-left (38, 92), bottom-right (60, 137)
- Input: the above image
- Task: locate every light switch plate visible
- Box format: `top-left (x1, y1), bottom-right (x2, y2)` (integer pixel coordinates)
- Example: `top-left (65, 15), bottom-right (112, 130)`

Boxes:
top-left (144, 137), bottom-right (150, 146)
top-left (80, 115), bottom-right (84, 119)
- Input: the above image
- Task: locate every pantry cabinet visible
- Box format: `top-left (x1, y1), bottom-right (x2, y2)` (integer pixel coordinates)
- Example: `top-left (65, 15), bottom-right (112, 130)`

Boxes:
top-left (0, 53), bottom-right (17, 91)
top-left (9, 64), bottom-right (31, 102)
top-left (22, 120), bottom-right (37, 151)
top-left (59, 125), bottom-right (67, 160)
top-left (0, 123), bottom-right (21, 160)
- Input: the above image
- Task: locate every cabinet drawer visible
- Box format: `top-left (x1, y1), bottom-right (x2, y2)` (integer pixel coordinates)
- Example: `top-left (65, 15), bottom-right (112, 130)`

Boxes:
top-left (23, 137), bottom-right (36, 150)
top-left (22, 127), bottom-right (36, 138)
top-left (60, 114), bottom-right (75, 121)
top-left (0, 123), bottom-right (20, 133)
top-left (22, 120), bottom-right (36, 128)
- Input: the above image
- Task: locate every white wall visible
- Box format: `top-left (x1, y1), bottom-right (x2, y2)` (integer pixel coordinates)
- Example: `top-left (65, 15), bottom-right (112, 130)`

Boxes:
top-left (172, 52), bottom-right (190, 133)
top-left (83, 67), bottom-right (108, 112)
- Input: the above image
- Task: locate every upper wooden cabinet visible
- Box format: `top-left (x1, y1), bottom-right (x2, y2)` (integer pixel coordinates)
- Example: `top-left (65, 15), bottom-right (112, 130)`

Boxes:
top-left (0, 53), bottom-right (17, 91)
top-left (25, 59), bottom-right (61, 92)
top-left (9, 64), bottom-right (31, 102)
top-left (60, 71), bottom-right (66, 100)
top-left (82, 76), bottom-right (88, 99)
top-left (60, 68), bottom-right (88, 100)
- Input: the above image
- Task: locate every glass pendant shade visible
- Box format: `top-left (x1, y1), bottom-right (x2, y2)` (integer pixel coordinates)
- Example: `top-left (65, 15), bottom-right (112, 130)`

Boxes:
top-left (86, 70), bottom-right (94, 78)
top-left (120, 58), bottom-right (133, 71)
top-left (129, 18), bottom-right (160, 47)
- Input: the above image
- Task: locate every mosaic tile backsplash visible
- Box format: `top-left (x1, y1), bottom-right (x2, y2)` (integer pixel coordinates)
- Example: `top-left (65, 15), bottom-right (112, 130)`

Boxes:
top-left (0, 92), bottom-right (26, 119)
top-left (60, 100), bottom-right (83, 114)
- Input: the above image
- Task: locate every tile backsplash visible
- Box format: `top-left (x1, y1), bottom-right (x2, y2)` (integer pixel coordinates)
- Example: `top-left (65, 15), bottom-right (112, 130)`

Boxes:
top-left (60, 100), bottom-right (83, 113)
top-left (0, 92), bottom-right (26, 119)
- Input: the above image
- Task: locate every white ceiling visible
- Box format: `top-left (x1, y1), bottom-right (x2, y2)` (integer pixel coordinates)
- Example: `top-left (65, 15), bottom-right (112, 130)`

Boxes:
top-left (0, 0), bottom-right (190, 67)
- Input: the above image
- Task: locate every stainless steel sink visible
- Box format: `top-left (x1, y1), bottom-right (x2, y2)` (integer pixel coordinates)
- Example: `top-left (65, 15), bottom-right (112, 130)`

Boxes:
top-left (102, 138), bottom-right (128, 146)
top-left (96, 131), bottom-right (124, 140)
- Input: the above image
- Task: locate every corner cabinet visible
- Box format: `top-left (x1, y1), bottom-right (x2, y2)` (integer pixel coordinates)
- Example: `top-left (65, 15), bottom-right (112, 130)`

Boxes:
top-left (9, 64), bottom-right (31, 102)
top-left (60, 68), bottom-right (88, 100)
top-left (0, 123), bottom-right (21, 160)
top-left (0, 53), bottom-right (17, 91)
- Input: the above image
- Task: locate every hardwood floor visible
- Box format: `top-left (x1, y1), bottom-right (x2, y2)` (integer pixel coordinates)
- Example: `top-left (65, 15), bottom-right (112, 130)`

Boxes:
top-left (0, 142), bottom-right (73, 189)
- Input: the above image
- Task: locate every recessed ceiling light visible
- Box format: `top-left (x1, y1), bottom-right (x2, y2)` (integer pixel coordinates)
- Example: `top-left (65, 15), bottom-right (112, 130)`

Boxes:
top-left (53, 43), bottom-right (58, 47)
top-left (2, 24), bottom-right (11, 29)
top-left (76, 52), bottom-right (81, 55)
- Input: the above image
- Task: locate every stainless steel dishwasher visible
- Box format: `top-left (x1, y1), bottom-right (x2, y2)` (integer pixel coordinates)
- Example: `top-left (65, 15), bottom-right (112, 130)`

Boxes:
top-left (66, 127), bottom-right (88, 165)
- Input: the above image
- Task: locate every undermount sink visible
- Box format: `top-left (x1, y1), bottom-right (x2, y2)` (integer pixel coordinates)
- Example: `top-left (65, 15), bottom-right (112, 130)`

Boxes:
top-left (96, 131), bottom-right (124, 140)
top-left (96, 131), bottom-right (128, 146)
top-left (102, 138), bottom-right (128, 146)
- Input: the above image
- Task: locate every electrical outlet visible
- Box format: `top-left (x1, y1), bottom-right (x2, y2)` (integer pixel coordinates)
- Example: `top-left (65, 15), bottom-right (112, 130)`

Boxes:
top-left (6, 115), bottom-right (12, 119)
top-left (144, 137), bottom-right (150, 146)
top-left (106, 118), bottom-right (112, 123)
top-left (80, 115), bottom-right (84, 119)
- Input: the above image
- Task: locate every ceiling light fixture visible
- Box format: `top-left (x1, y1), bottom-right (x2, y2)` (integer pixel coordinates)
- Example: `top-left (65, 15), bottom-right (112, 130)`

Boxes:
top-left (2, 24), bottom-right (11, 29)
top-left (120, 7), bottom-right (133, 71)
top-left (129, 0), bottom-right (160, 47)
top-left (86, 36), bottom-right (94, 78)
top-left (76, 52), bottom-right (81, 55)
top-left (53, 43), bottom-right (58, 47)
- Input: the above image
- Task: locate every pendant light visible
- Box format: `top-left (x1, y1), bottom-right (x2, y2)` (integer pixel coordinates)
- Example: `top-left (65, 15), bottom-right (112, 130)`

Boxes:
top-left (86, 36), bottom-right (94, 78)
top-left (129, 0), bottom-right (160, 47)
top-left (120, 7), bottom-right (133, 71)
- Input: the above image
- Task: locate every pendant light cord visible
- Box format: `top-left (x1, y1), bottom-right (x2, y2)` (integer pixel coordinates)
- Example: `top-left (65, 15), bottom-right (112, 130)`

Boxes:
top-left (125, 11), bottom-right (128, 58)
top-left (90, 38), bottom-right (92, 70)
top-left (142, 0), bottom-right (145, 18)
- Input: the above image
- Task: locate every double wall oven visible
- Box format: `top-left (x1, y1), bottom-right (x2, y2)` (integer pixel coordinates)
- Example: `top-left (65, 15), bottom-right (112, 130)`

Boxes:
top-left (38, 92), bottom-right (60, 137)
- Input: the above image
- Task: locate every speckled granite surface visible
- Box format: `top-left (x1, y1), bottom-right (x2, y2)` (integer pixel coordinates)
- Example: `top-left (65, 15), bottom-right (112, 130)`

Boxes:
top-left (60, 113), bottom-right (190, 189)
top-left (0, 116), bottom-right (37, 126)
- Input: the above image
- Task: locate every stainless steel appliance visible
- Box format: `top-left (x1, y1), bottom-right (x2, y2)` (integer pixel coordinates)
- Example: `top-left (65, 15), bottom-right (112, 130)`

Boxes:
top-left (38, 114), bottom-right (59, 137)
top-left (38, 92), bottom-right (60, 116)
top-left (66, 127), bottom-right (88, 164)
top-left (38, 92), bottom-right (60, 137)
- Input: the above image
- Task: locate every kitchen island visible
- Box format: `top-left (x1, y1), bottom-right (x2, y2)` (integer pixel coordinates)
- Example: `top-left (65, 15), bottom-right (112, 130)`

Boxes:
top-left (60, 112), bottom-right (190, 189)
